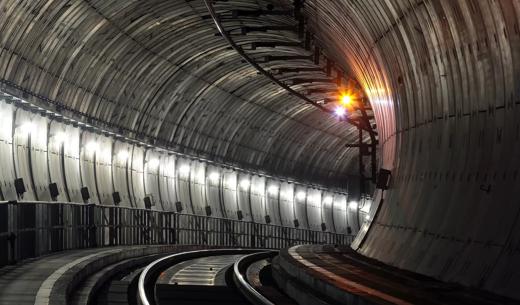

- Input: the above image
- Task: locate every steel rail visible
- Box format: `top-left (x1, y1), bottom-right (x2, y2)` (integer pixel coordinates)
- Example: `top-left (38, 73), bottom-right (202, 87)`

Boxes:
top-left (233, 250), bottom-right (279, 305)
top-left (138, 248), bottom-right (264, 305)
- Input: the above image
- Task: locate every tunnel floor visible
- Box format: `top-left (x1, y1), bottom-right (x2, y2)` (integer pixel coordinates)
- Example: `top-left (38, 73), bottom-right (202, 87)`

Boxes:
top-left (0, 245), bottom-right (187, 305)
top-left (0, 244), bottom-right (517, 305)
top-left (275, 244), bottom-right (519, 305)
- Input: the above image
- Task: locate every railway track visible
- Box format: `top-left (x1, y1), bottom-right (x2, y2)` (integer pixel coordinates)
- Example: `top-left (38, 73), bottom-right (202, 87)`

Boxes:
top-left (64, 248), bottom-right (296, 305)
top-left (234, 251), bottom-right (297, 305)
top-left (139, 248), bottom-right (296, 305)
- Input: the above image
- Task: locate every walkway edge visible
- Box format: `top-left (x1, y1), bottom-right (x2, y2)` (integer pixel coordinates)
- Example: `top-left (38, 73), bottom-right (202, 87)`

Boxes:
top-left (34, 245), bottom-right (182, 305)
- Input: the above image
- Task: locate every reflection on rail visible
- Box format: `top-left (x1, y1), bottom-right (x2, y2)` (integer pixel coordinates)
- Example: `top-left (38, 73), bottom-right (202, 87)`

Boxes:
top-left (136, 248), bottom-right (298, 305)
top-left (138, 249), bottom-right (256, 305)
top-left (234, 251), bottom-right (278, 305)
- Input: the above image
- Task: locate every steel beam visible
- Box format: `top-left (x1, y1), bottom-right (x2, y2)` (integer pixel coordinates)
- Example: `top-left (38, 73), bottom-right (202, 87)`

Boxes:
top-left (251, 41), bottom-right (301, 49)
top-left (232, 10), bottom-right (293, 17)
top-left (278, 67), bottom-right (324, 74)
top-left (241, 25), bottom-right (297, 34)
top-left (291, 78), bottom-right (336, 85)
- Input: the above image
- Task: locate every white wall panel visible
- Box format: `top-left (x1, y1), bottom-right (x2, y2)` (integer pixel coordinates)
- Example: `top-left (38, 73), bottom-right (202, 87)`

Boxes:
top-left (111, 141), bottom-right (133, 207)
top-left (95, 136), bottom-right (113, 205)
top-left (175, 157), bottom-right (192, 214)
top-left (307, 189), bottom-right (322, 231)
top-left (347, 198), bottom-right (359, 233)
top-left (205, 165), bottom-right (223, 217)
top-left (332, 195), bottom-right (348, 234)
top-left (279, 182), bottom-right (294, 227)
top-left (29, 116), bottom-right (50, 201)
top-left (129, 145), bottom-right (145, 208)
top-left (48, 122), bottom-right (67, 201)
top-left (293, 186), bottom-right (308, 229)
top-left (0, 102), bottom-right (17, 200)
top-left (250, 176), bottom-right (266, 223)
top-left (358, 197), bottom-right (372, 227)
top-left (0, 96), bottom-right (351, 235)
top-left (80, 132), bottom-right (99, 204)
top-left (322, 192), bottom-right (335, 232)
top-left (159, 154), bottom-right (176, 211)
top-left (13, 110), bottom-right (36, 200)
top-left (144, 150), bottom-right (162, 210)
top-left (236, 173), bottom-right (252, 221)
top-left (265, 179), bottom-right (281, 225)
top-left (190, 161), bottom-right (206, 215)
top-left (222, 170), bottom-right (238, 220)
top-left (62, 125), bottom-right (82, 203)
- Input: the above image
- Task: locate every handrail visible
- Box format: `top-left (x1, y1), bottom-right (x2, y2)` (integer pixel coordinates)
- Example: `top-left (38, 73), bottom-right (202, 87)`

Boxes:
top-left (234, 250), bottom-right (279, 305)
top-left (138, 248), bottom-right (265, 305)
top-left (0, 200), bottom-right (356, 234)
top-left (0, 200), bottom-right (354, 268)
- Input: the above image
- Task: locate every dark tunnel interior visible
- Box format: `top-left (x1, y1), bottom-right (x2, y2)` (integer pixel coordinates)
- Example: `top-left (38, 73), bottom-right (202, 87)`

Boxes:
top-left (0, 0), bottom-right (519, 303)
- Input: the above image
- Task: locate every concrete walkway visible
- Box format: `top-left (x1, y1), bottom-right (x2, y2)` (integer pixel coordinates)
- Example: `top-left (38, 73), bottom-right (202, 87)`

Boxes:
top-left (0, 245), bottom-right (183, 305)
top-left (274, 244), bottom-right (518, 305)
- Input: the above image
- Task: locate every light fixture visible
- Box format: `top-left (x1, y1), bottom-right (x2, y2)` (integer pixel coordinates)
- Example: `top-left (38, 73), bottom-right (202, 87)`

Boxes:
top-left (365, 214), bottom-right (370, 220)
top-left (334, 106), bottom-right (346, 117)
top-left (117, 150), bottom-right (129, 161)
top-left (341, 94), bottom-right (353, 106)
top-left (85, 141), bottom-right (98, 152)
top-left (20, 122), bottom-right (36, 134)
top-left (224, 176), bottom-right (236, 189)
top-left (179, 164), bottom-right (190, 176)
top-left (296, 191), bottom-right (306, 200)
top-left (268, 185), bottom-right (278, 195)
top-left (209, 172), bottom-right (219, 182)
top-left (348, 201), bottom-right (358, 210)
top-left (280, 189), bottom-right (294, 201)
top-left (54, 131), bottom-right (67, 144)
top-left (147, 158), bottom-right (160, 169)
top-left (100, 148), bottom-right (112, 159)
top-left (251, 183), bottom-right (263, 193)
top-left (324, 196), bottom-right (333, 204)
top-left (239, 179), bottom-right (250, 190)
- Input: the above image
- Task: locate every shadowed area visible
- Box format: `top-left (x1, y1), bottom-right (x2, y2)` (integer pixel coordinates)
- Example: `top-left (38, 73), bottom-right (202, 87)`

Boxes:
top-left (1, 0), bottom-right (520, 302)
top-left (0, 0), bottom-right (362, 187)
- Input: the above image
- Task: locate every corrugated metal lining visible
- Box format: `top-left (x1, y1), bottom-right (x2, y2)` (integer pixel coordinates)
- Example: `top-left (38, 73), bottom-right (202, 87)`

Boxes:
top-left (5, 2), bottom-right (520, 299)
top-left (282, 0), bottom-right (520, 300)
top-left (0, 0), bottom-right (363, 188)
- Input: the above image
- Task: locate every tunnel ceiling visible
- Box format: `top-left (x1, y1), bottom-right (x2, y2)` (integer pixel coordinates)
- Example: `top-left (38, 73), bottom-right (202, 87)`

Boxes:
top-left (0, 0), bottom-right (377, 189)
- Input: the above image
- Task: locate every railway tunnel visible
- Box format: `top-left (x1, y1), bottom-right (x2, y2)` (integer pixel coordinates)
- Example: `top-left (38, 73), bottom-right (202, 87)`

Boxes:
top-left (0, 0), bottom-right (518, 304)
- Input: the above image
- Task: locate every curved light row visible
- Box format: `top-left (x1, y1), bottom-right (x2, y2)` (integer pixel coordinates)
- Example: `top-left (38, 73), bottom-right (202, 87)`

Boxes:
top-left (4, 90), bottom-right (371, 231)
top-left (2, 90), bottom-right (348, 195)
top-left (6, 91), bottom-right (369, 210)
top-left (20, 121), bottom-right (363, 211)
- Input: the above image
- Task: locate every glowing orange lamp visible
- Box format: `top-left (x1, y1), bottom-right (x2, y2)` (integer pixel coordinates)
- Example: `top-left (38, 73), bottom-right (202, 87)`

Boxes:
top-left (341, 94), bottom-right (353, 106)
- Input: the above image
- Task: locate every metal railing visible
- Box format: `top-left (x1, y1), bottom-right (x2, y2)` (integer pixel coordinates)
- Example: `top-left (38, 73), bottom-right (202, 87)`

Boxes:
top-left (0, 201), bottom-right (354, 268)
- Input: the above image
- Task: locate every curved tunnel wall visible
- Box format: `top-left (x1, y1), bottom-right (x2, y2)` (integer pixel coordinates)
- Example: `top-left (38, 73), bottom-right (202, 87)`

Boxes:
top-left (0, 92), bottom-right (364, 234)
top-left (0, 0), bottom-right (362, 188)
top-left (289, 0), bottom-right (520, 300)
top-left (5, 0), bottom-right (518, 299)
